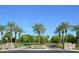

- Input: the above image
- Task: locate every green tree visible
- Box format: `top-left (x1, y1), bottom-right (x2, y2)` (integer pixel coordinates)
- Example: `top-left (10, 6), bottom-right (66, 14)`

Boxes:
top-left (40, 36), bottom-right (49, 44)
top-left (14, 26), bottom-right (18, 40)
top-left (17, 27), bottom-right (24, 38)
top-left (32, 23), bottom-right (45, 44)
top-left (64, 34), bottom-right (76, 43)
top-left (55, 23), bottom-right (64, 48)
top-left (4, 32), bottom-right (12, 43)
top-left (55, 25), bottom-right (62, 43)
top-left (0, 40), bottom-right (1, 44)
top-left (62, 22), bottom-right (70, 43)
top-left (35, 36), bottom-right (49, 44)
top-left (20, 34), bottom-right (34, 44)
top-left (7, 22), bottom-right (16, 43)
top-left (59, 22), bottom-right (69, 43)
top-left (50, 35), bottom-right (60, 43)
top-left (71, 25), bottom-right (79, 44)
top-left (55, 22), bottom-right (70, 48)
top-left (0, 25), bottom-right (5, 44)
top-left (14, 26), bottom-right (24, 40)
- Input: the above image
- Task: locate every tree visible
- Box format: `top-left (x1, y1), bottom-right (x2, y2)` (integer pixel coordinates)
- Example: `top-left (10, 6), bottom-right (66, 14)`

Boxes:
top-left (19, 34), bottom-right (34, 44)
top-left (64, 34), bottom-right (76, 43)
top-left (7, 22), bottom-right (16, 32)
top-left (0, 25), bottom-right (5, 44)
top-left (32, 23), bottom-right (45, 44)
top-left (14, 26), bottom-right (18, 40)
top-left (18, 28), bottom-right (24, 38)
top-left (40, 36), bottom-right (49, 44)
top-left (62, 22), bottom-right (70, 42)
top-left (14, 26), bottom-right (24, 40)
top-left (55, 22), bottom-right (70, 49)
top-left (55, 25), bottom-right (62, 43)
top-left (35, 36), bottom-right (49, 44)
top-left (50, 35), bottom-right (60, 43)
top-left (0, 40), bottom-right (1, 44)
top-left (7, 22), bottom-right (16, 43)
top-left (71, 25), bottom-right (79, 44)
top-left (4, 32), bottom-right (12, 43)
top-left (59, 22), bottom-right (69, 43)
top-left (55, 23), bottom-right (64, 48)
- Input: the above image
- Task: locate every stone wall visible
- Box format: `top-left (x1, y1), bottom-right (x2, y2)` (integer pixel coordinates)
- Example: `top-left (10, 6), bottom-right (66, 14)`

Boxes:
top-left (64, 43), bottom-right (76, 50)
top-left (0, 43), bottom-right (15, 50)
top-left (6, 43), bottom-right (15, 49)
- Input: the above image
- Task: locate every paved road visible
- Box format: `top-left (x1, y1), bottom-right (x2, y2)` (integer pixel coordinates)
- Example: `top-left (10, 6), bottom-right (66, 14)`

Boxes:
top-left (0, 45), bottom-right (79, 53)
top-left (0, 49), bottom-right (79, 53)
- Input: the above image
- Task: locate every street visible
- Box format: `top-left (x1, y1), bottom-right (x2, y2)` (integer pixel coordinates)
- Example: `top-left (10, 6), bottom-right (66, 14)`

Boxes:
top-left (0, 48), bottom-right (79, 53)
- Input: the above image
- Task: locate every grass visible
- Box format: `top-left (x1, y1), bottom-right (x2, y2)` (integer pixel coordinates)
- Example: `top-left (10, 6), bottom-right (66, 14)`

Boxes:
top-left (75, 43), bottom-right (79, 50)
top-left (75, 45), bottom-right (79, 50)
top-left (32, 45), bottom-right (45, 49)
top-left (75, 47), bottom-right (79, 50)
top-left (15, 44), bottom-right (26, 48)
top-left (16, 44), bottom-right (45, 49)
top-left (32, 47), bottom-right (45, 49)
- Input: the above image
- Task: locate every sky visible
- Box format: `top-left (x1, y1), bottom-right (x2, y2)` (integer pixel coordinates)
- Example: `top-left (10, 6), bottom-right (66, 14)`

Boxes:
top-left (0, 5), bottom-right (79, 37)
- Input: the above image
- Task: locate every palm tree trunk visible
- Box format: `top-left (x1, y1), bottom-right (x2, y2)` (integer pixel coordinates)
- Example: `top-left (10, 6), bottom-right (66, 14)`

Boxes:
top-left (76, 32), bottom-right (78, 44)
top-left (11, 37), bottom-right (12, 43)
top-left (38, 33), bottom-right (41, 44)
top-left (59, 32), bottom-right (61, 44)
top-left (1, 31), bottom-right (3, 40)
top-left (10, 30), bottom-right (12, 43)
top-left (65, 30), bottom-right (67, 43)
top-left (62, 30), bottom-right (64, 49)
top-left (77, 31), bottom-right (79, 44)
top-left (1, 32), bottom-right (2, 49)
top-left (15, 32), bottom-right (17, 39)
top-left (19, 33), bottom-right (21, 38)
top-left (1, 31), bottom-right (3, 50)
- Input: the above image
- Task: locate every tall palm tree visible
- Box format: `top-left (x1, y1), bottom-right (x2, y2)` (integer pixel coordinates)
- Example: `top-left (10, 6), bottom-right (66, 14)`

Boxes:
top-left (71, 25), bottom-right (79, 44)
top-left (14, 26), bottom-right (24, 43)
top-left (55, 22), bottom-right (70, 49)
top-left (61, 22), bottom-right (70, 43)
top-left (7, 22), bottom-right (16, 43)
top-left (14, 26), bottom-right (18, 40)
top-left (17, 27), bottom-right (24, 38)
top-left (32, 23), bottom-right (45, 44)
top-left (55, 25), bottom-right (62, 43)
top-left (0, 25), bottom-right (5, 44)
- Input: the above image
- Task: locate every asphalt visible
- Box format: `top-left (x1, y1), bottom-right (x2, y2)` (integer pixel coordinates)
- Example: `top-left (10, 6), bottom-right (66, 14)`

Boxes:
top-left (0, 49), bottom-right (79, 53)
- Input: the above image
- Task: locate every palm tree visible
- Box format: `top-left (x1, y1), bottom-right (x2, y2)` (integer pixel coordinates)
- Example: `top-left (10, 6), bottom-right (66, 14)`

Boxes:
top-left (14, 26), bottom-right (18, 40)
top-left (0, 25), bottom-right (5, 44)
top-left (71, 25), bottom-right (79, 44)
top-left (32, 23), bottom-right (45, 44)
top-left (17, 27), bottom-right (24, 39)
top-left (55, 22), bottom-right (70, 49)
top-left (13, 26), bottom-right (24, 43)
top-left (55, 25), bottom-right (62, 43)
top-left (7, 22), bottom-right (16, 43)
top-left (4, 31), bottom-right (12, 43)
top-left (61, 22), bottom-right (70, 42)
